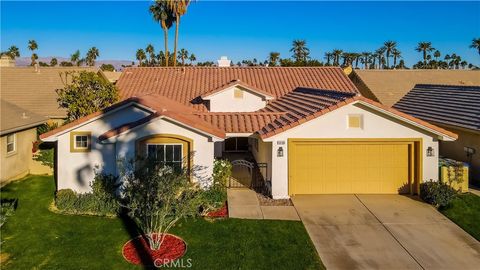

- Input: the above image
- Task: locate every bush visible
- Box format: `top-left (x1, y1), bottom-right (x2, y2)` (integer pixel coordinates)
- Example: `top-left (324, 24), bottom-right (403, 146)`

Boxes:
top-left (200, 159), bottom-right (232, 213)
top-left (55, 173), bottom-right (119, 216)
top-left (420, 180), bottom-right (458, 208)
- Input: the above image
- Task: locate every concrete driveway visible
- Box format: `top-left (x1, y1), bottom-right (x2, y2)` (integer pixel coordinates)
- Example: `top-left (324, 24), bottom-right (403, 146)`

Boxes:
top-left (292, 195), bottom-right (480, 270)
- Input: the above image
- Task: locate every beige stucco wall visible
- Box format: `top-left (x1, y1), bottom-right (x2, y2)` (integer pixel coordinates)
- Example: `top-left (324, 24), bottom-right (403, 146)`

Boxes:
top-left (1, 128), bottom-right (52, 185)
top-left (263, 102), bottom-right (444, 199)
top-left (206, 86), bottom-right (268, 112)
top-left (439, 127), bottom-right (480, 184)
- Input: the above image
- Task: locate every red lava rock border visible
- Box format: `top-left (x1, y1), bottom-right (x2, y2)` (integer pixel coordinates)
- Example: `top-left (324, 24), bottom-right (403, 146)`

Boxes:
top-left (122, 233), bottom-right (187, 266)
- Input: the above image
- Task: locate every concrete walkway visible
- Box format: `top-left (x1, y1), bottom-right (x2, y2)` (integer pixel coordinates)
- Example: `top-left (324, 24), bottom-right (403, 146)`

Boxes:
top-left (293, 194), bottom-right (480, 270)
top-left (227, 189), bottom-right (299, 220)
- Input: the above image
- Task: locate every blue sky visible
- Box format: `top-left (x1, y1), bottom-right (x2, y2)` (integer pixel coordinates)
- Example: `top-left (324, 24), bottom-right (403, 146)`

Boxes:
top-left (2, 1), bottom-right (480, 66)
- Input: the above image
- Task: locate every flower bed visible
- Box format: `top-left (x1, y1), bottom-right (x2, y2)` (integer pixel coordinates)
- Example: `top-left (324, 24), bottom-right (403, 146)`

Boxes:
top-left (206, 203), bottom-right (228, 218)
top-left (122, 233), bottom-right (186, 266)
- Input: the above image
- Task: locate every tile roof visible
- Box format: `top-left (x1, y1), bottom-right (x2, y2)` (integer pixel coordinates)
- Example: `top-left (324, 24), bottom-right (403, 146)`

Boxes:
top-left (1, 99), bottom-right (47, 135)
top-left (195, 112), bottom-right (286, 133)
top-left (393, 84), bottom-right (480, 132)
top-left (201, 79), bottom-right (274, 99)
top-left (100, 71), bottom-right (122, 83)
top-left (351, 70), bottom-right (480, 107)
top-left (0, 67), bottom-right (98, 119)
top-left (116, 67), bottom-right (359, 111)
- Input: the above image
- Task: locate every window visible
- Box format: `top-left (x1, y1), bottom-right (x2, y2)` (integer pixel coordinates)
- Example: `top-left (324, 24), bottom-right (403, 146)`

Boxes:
top-left (348, 115), bottom-right (363, 129)
top-left (147, 144), bottom-right (183, 172)
top-left (70, 132), bottom-right (91, 152)
top-left (234, 88), bottom-right (244, 99)
top-left (6, 134), bottom-right (15, 154)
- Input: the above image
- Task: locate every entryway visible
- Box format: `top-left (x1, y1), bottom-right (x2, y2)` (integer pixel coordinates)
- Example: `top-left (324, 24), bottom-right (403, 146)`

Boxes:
top-left (292, 194), bottom-right (480, 270)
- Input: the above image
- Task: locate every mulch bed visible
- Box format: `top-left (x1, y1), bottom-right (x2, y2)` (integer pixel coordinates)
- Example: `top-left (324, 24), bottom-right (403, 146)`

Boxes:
top-left (206, 202), bottom-right (228, 218)
top-left (257, 193), bottom-right (293, 206)
top-left (122, 233), bottom-right (186, 266)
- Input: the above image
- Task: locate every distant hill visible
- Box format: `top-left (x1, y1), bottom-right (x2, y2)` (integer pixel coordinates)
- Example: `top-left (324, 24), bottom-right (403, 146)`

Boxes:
top-left (15, 57), bottom-right (135, 71)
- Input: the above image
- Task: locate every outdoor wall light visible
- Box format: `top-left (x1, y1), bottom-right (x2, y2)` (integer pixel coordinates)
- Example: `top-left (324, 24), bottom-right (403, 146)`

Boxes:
top-left (277, 147), bottom-right (284, 157)
top-left (426, 146), bottom-right (434, 157)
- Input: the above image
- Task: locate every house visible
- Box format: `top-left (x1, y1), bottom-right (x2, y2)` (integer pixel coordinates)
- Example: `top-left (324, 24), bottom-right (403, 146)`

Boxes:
top-left (101, 71), bottom-right (122, 84)
top-left (0, 100), bottom-right (49, 184)
top-left (0, 66), bottom-right (99, 184)
top-left (394, 84), bottom-right (480, 185)
top-left (41, 67), bottom-right (457, 198)
top-left (350, 69), bottom-right (480, 106)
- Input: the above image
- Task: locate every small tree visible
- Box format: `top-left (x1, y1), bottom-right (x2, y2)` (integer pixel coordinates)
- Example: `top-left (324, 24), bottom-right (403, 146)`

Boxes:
top-left (119, 156), bottom-right (207, 250)
top-left (56, 71), bottom-right (119, 121)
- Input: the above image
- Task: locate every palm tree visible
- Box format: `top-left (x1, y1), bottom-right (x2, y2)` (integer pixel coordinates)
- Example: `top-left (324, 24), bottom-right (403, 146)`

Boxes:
top-left (332, 49), bottom-right (343, 66)
top-left (351, 53), bottom-right (361, 68)
top-left (50, 58), bottom-right (58, 66)
top-left (6, 46), bottom-right (20, 59)
top-left (166, 0), bottom-right (191, 67)
top-left (374, 47), bottom-right (386, 69)
top-left (415, 42), bottom-right (435, 65)
top-left (460, 60), bottom-right (468, 69)
top-left (268, 52), bottom-right (280, 66)
top-left (150, 1), bottom-right (174, 67)
top-left (470, 38), bottom-right (480, 55)
top-left (157, 51), bottom-right (166, 66)
top-left (383, 41), bottom-right (397, 68)
top-left (434, 50), bottom-right (441, 61)
top-left (392, 48), bottom-right (402, 68)
top-left (361, 52), bottom-right (370, 69)
top-left (177, 48), bottom-right (189, 66)
top-left (324, 52), bottom-right (333, 66)
top-left (70, 50), bottom-right (81, 66)
top-left (86, 47), bottom-right (99, 66)
top-left (146, 44), bottom-right (155, 66)
top-left (290, 40), bottom-right (310, 64)
top-left (189, 53), bottom-right (196, 65)
top-left (136, 49), bottom-right (147, 66)
top-left (28, 40), bottom-right (38, 66)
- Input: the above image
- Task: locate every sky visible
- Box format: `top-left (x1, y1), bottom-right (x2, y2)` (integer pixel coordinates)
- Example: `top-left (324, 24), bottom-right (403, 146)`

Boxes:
top-left (1, 1), bottom-right (480, 66)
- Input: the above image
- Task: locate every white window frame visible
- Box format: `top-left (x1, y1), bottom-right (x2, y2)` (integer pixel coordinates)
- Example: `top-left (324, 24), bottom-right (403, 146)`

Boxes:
top-left (146, 143), bottom-right (184, 169)
top-left (74, 134), bottom-right (90, 150)
top-left (6, 134), bottom-right (16, 154)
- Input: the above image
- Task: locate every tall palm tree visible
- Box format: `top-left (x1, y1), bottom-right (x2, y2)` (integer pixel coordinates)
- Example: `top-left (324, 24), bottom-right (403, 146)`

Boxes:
top-left (351, 53), bottom-right (361, 68)
top-left (268, 52), bottom-right (280, 66)
top-left (157, 51), bottom-right (166, 66)
top-left (189, 53), bottom-right (196, 65)
top-left (324, 52), bottom-right (333, 66)
top-left (374, 47), bottom-right (386, 69)
top-left (332, 49), bottom-right (343, 66)
top-left (166, 0), bottom-right (191, 67)
top-left (383, 41), bottom-right (397, 68)
top-left (136, 49), bottom-right (147, 66)
top-left (6, 46), bottom-right (20, 59)
top-left (28, 40), bottom-right (38, 66)
top-left (145, 44), bottom-right (155, 66)
top-left (150, 1), bottom-right (174, 67)
top-left (70, 50), bottom-right (81, 66)
top-left (470, 38), bottom-right (480, 55)
top-left (86, 47), bottom-right (99, 66)
top-left (361, 52), bottom-right (370, 69)
top-left (290, 40), bottom-right (310, 64)
top-left (391, 49), bottom-right (402, 68)
top-left (177, 48), bottom-right (189, 66)
top-left (433, 50), bottom-right (441, 61)
top-left (415, 42), bottom-right (435, 65)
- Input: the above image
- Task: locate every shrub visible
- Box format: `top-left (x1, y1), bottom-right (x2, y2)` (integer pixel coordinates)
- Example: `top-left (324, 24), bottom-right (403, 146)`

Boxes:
top-left (200, 159), bottom-right (232, 213)
top-left (33, 148), bottom-right (54, 169)
top-left (55, 173), bottom-right (119, 216)
top-left (420, 180), bottom-right (458, 208)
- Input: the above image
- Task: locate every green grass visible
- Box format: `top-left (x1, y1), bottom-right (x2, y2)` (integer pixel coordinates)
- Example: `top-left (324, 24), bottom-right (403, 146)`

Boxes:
top-left (440, 193), bottom-right (480, 241)
top-left (0, 175), bottom-right (323, 269)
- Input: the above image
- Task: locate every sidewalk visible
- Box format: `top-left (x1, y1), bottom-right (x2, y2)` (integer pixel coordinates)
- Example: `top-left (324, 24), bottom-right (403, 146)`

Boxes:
top-left (227, 189), bottom-right (299, 220)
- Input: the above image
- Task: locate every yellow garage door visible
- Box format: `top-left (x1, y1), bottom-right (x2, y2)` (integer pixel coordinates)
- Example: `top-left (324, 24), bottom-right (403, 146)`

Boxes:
top-left (289, 140), bottom-right (415, 195)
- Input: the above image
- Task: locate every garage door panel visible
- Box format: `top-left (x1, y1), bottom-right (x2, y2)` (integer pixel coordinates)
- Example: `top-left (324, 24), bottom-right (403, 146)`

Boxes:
top-left (289, 141), bottom-right (411, 195)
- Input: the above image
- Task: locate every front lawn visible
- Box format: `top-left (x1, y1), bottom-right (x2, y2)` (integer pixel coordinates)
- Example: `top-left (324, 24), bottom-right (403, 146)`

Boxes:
top-left (440, 193), bottom-right (480, 241)
top-left (0, 175), bottom-right (323, 269)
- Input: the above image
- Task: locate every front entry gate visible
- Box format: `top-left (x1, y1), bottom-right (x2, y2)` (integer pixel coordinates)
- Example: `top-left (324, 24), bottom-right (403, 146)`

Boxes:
top-left (228, 159), bottom-right (269, 195)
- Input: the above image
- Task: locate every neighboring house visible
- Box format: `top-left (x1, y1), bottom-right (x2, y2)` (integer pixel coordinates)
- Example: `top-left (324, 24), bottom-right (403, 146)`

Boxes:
top-left (350, 69), bottom-right (480, 107)
top-left (394, 84), bottom-right (480, 185)
top-left (0, 66), bottom-right (99, 184)
top-left (101, 71), bottom-right (122, 84)
top-left (0, 100), bottom-right (49, 184)
top-left (41, 67), bottom-right (456, 199)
